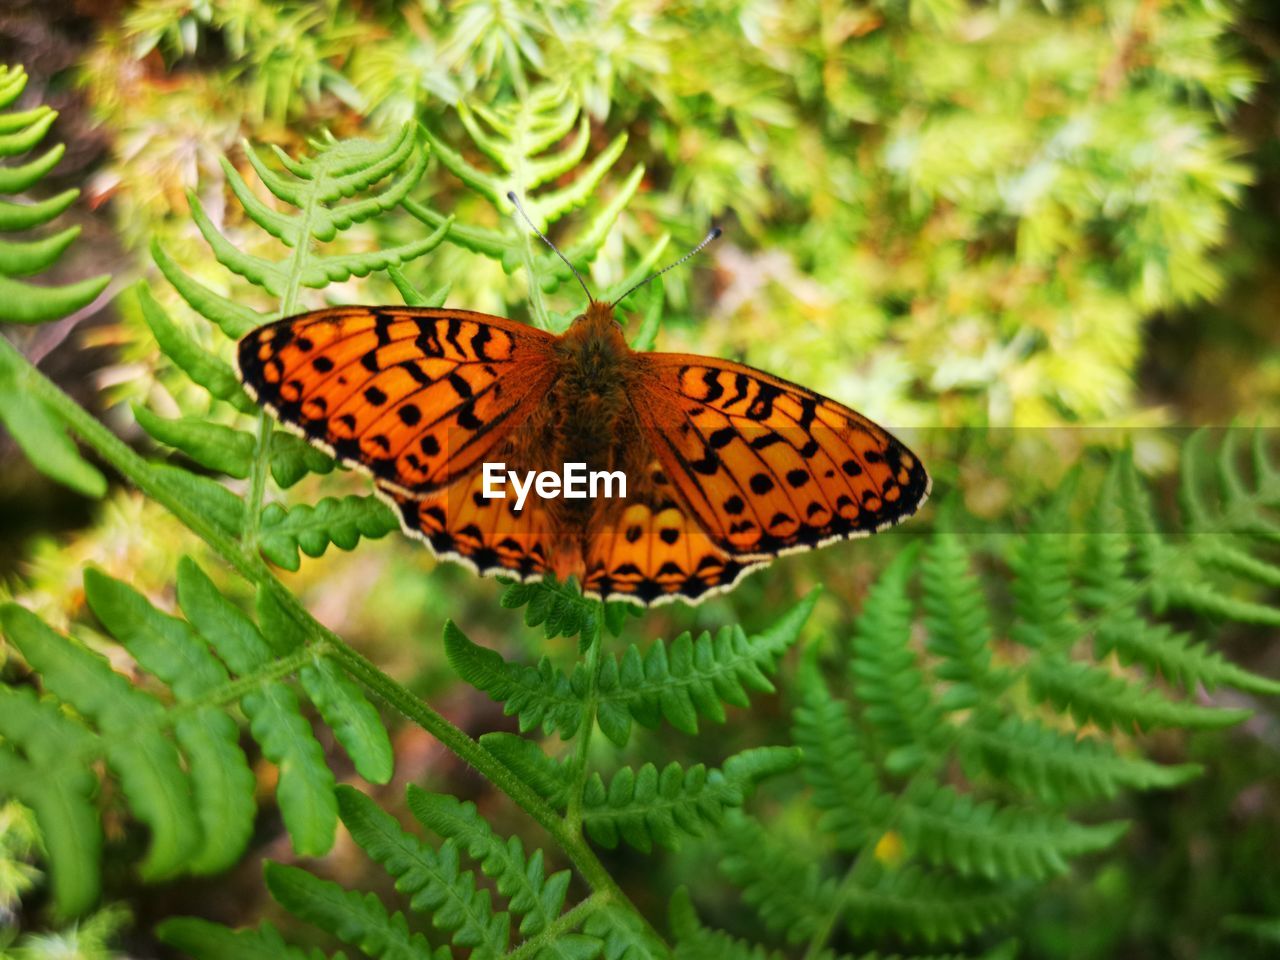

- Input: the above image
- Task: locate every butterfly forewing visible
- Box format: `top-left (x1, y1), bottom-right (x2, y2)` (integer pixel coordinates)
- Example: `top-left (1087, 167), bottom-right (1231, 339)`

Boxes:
top-left (626, 353), bottom-right (930, 559)
top-left (236, 307), bottom-right (558, 497)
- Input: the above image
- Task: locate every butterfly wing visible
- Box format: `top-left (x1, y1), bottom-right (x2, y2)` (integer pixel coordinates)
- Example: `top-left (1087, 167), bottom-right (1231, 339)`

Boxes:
top-left (237, 307), bottom-right (558, 497)
top-left (380, 438), bottom-right (560, 581)
top-left (626, 353), bottom-right (929, 559)
top-left (582, 456), bottom-right (764, 606)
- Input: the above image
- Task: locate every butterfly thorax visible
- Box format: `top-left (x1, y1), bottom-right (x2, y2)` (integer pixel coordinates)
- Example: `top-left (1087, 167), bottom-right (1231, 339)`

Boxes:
top-left (548, 300), bottom-right (634, 456)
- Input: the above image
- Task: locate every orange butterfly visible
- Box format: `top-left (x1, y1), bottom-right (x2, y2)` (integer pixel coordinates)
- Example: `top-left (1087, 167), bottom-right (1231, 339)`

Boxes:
top-left (236, 204), bottom-right (929, 606)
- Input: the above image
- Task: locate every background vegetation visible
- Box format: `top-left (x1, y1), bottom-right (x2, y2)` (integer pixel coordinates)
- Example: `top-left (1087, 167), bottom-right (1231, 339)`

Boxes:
top-left (0, 1), bottom-right (1277, 958)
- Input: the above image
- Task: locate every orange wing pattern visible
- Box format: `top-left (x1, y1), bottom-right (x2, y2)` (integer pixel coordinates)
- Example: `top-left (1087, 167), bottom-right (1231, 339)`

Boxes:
top-left (236, 307), bottom-right (558, 497)
top-left (581, 459), bottom-right (762, 605)
top-left (626, 353), bottom-right (929, 560)
top-left (380, 444), bottom-right (561, 581)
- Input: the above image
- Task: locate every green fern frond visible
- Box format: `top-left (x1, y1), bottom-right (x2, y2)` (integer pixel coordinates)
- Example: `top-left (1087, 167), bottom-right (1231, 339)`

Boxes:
top-left (409, 787), bottom-right (572, 937)
top-left (411, 87), bottom-right (642, 288)
top-left (0, 557), bottom-right (394, 917)
top-left (479, 732), bottom-right (571, 807)
top-left (336, 785), bottom-right (511, 958)
top-left (898, 781), bottom-right (1127, 881)
top-left (593, 593), bottom-right (816, 746)
top-left (263, 861), bottom-right (445, 960)
top-left (257, 495), bottom-right (399, 571)
top-left (582, 748), bottom-right (798, 854)
top-left (0, 64), bottom-right (111, 498)
top-left (849, 549), bottom-right (943, 773)
top-left (447, 595), bottom-right (812, 747)
top-left (159, 918), bottom-right (337, 960)
top-left (718, 812), bottom-right (839, 945)
top-left (955, 713), bottom-right (1201, 804)
top-left (0, 65), bottom-right (110, 325)
top-left (843, 865), bottom-right (1022, 946)
top-left (145, 124), bottom-right (446, 526)
top-left (793, 658), bottom-right (893, 852)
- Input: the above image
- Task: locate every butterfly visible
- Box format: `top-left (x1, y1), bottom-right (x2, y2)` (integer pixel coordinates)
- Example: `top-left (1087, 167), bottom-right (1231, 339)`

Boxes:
top-left (235, 208), bottom-right (929, 607)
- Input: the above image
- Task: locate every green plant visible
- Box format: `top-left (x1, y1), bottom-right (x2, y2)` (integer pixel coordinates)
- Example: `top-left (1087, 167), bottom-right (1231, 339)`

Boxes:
top-left (2, 39), bottom-right (1278, 960)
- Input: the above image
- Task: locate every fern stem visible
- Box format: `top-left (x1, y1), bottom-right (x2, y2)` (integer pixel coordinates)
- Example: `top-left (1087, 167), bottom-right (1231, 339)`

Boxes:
top-left (243, 161), bottom-right (316, 550)
top-left (564, 611), bottom-right (604, 835)
top-left (502, 891), bottom-right (609, 960)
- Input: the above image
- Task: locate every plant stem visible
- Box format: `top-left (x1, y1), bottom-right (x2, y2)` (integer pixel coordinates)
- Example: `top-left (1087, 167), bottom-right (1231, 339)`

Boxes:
top-left (4, 334), bottom-right (665, 946)
top-left (564, 611), bottom-right (604, 836)
top-left (503, 891), bottom-right (610, 960)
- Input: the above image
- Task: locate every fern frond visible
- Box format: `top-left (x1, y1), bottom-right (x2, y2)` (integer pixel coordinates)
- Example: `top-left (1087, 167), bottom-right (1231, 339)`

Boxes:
top-left (479, 732), bottom-right (572, 807)
top-left (669, 887), bottom-right (787, 960)
top-left (898, 780), bottom-right (1127, 881)
top-left (0, 65), bottom-right (111, 497)
top-left (445, 620), bottom-right (587, 739)
top-left (408, 787), bottom-right (571, 937)
top-left (159, 919), bottom-right (337, 960)
top-left (956, 713), bottom-right (1200, 804)
top-left (147, 123), bottom-right (444, 517)
top-left (582, 748), bottom-right (798, 854)
top-left (258, 495), bottom-right (399, 571)
top-left (1027, 654), bottom-right (1251, 731)
top-left (0, 64), bottom-right (110, 325)
top-left (594, 593), bottom-right (815, 746)
top-left (263, 861), bottom-right (443, 960)
top-left (849, 549), bottom-right (942, 773)
top-left (844, 865), bottom-right (1022, 945)
top-left (0, 555), bottom-right (396, 916)
top-left (718, 812), bottom-right (839, 945)
top-left (792, 658), bottom-right (892, 851)
top-left (336, 785), bottom-right (510, 957)
top-left (921, 533), bottom-right (999, 709)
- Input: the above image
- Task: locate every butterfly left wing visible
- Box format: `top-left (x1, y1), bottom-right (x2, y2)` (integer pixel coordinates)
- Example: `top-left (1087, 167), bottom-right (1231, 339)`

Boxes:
top-left (237, 306), bottom-right (558, 497)
top-left (625, 353), bottom-right (930, 560)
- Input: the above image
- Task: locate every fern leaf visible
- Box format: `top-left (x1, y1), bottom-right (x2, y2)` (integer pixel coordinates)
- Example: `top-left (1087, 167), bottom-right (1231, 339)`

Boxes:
top-left (849, 549), bottom-right (942, 772)
top-left (1027, 655), bottom-right (1251, 731)
top-left (133, 405), bottom-right (256, 478)
top-left (159, 919), bottom-right (338, 960)
top-left (0, 64), bottom-right (109, 325)
top-left (151, 464), bottom-right (245, 535)
top-left (83, 567), bottom-right (256, 873)
top-left (669, 887), bottom-right (786, 960)
top-left (718, 812), bottom-right (839, 945)
top-left (408, 787), bottom-right (570, 936)
top-left (136, 283), bottom-right (251, 410)
top-left (956, 712), bottom-right (1200, 804)
top-left (921, 533), bottom-right (998, 709)
top-left (263, 861), bottom-right (438, 960)
top-left (595, 592), bottom-right (815, 746)
top-left (844, 864), bottom-right (1021, 945)
top-left (0, 372), bottom-right (106, 497)
top-left (792, 659), bottom-right (891, 851)
top-left (1008, 481), bottom-right (1080, 651)
top-left (151, 238), bottom-right (267, 339)
top-left (499, 576), bottom-right (610, 641)
top-left (176, 559), bottom-right (338, 854)
top-left (899, 780), bottom-right (1127, 881)
top-left (445, 620), bottom-right (586, 738)
top-left (584, 749), bottom-right (798, 854)
top-left (581, 902), bottom-right (668, 960)
top-left (479, 732), bottom-right (571, 807)
top-left (336, 785), bottom-right (510, 958)
top-left (258, 495), bottom-right (399, 571)
top-left (298, 656), bottom-right (394, 784)
top-left (0, 688), bottom-right (102, 918)
top-left (269, 430), bottom-right (337, 488)
top-left (1, 603), bottom-right (201, 882)
top-left (1095, 613), bottom-right (1280, 695)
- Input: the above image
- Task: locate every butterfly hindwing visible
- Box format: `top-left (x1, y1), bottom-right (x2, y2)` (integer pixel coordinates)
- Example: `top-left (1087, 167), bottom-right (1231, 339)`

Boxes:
top-left (582, 458), bottom-right (763, 605)
top-left (627, 353), bottom-right (930, 559)
top-left (236, 307), bottom-right (558, 497)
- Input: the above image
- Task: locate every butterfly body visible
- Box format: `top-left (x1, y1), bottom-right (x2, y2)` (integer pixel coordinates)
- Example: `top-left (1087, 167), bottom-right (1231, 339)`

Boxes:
top-left (237, 299), bottom-right (929, 606)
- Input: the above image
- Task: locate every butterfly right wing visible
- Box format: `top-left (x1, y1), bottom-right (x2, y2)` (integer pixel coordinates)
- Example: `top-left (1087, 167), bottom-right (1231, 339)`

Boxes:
top-left (236, 306), bottom-right (559, 498)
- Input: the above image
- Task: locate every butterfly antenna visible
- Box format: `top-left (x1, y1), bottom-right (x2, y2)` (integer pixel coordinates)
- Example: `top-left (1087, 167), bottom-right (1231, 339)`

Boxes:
top-left (609, 226), bottom-right (722, 308)
top-left (506, 190), bottom-right (594, 302)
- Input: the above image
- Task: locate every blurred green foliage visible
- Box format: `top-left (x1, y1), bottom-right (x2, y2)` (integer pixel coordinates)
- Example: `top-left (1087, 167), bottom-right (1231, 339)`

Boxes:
top-left (0, 0), bottom-right (1277, 958)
